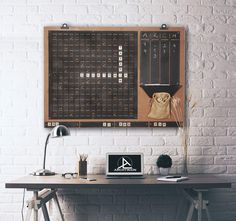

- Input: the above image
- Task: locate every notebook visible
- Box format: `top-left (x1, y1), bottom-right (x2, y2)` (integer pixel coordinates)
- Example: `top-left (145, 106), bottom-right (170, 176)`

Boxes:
top-left (106, 152), bottom-right (144, 179)
top-left (157, 176), bottom-right (188, 182)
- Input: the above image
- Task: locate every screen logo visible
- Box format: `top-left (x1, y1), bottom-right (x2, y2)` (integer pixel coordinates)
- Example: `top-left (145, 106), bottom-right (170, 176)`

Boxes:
top-left (114, 156), bottom-right (137, 172)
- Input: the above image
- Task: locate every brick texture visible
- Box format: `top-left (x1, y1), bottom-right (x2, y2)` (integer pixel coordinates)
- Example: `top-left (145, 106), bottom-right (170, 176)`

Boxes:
top-left (0, 0), bottom-right (236, 221)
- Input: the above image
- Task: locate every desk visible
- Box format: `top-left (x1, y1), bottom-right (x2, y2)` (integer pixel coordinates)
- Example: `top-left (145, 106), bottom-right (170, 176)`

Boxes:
top-left (5, 174), bottom-right (231, 221)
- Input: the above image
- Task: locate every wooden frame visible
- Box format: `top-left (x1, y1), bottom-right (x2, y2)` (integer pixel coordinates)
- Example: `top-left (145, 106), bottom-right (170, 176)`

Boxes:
top-left (44, 26), bottom-right (185, 128)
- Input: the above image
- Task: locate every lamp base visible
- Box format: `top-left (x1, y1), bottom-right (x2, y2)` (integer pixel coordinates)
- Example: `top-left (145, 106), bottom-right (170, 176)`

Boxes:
top-left (32, 169), bottom-right (55, 176)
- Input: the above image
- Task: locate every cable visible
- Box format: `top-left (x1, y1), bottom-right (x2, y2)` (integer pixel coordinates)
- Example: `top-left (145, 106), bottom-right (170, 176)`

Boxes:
top-left (21, 188), bottom-right (25, 221)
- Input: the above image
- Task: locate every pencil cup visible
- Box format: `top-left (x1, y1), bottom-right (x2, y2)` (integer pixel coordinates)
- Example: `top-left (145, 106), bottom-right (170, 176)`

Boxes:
top-left (79, 160), bottom-right (87, 176)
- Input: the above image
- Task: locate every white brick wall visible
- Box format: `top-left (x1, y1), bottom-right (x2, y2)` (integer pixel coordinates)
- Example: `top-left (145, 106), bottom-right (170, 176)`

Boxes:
top-left (0, 0), bottom-right (236, 221)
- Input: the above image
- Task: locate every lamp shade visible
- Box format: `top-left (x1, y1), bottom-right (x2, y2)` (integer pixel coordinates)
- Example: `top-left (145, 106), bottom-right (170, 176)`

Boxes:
top-left (50, 125), bottom-right (70, 138)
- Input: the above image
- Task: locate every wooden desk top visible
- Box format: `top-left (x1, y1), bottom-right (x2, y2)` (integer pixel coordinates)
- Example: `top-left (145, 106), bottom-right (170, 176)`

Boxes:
top-left (5, 174), bottom-right (231, 190)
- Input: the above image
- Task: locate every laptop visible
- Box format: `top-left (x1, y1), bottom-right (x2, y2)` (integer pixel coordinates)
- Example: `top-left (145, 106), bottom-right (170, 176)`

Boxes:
top-left (106, 152), bottom-right (145, 179)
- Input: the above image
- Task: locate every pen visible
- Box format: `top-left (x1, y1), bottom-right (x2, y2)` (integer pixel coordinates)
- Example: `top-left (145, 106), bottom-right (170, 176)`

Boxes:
top-left (166, 176), bottom-right (181, 179)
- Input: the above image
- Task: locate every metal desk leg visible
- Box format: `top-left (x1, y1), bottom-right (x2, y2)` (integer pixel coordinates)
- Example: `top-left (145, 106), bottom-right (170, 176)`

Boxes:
top-left (42, 203), bottom-right (50, 221)
top-left (195, 189), bottom-right (212, 221)
top-left (33, 191), bottom-right (39, 221)
top-left (183, 189), bottom-right (212, 221)
top-left (53, 194), bottom-right (65, 221)
top-left (205, 206), bottom-right (212, 221)
top-left (197, 191), bottom-right (203, 221)
top-left (186, 202), bottom-right (194, 221)
top-left (25, 189), bottom-right (64, 221)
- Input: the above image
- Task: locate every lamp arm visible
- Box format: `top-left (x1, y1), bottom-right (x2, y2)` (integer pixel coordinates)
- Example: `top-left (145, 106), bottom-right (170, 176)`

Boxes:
top-left (43, 133), bottom-right (51, 170)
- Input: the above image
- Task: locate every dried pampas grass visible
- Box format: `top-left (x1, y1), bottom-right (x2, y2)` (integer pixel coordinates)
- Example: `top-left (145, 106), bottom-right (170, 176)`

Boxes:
top-left (171, 95), bottom-right (195, 175)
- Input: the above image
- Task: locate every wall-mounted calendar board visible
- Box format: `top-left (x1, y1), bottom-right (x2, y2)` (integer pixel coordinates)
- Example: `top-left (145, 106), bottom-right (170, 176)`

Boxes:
top-left (44, 26), bottom-right (185, 128)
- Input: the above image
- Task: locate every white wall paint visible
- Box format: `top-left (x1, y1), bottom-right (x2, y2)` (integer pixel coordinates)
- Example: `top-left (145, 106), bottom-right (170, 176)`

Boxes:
top-left (0, 0), bottom-right (236, 220)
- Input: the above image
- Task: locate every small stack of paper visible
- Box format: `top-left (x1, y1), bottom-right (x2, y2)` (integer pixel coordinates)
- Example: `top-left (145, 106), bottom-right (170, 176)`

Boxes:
top-left (157, 176), bottom-right (188, 182)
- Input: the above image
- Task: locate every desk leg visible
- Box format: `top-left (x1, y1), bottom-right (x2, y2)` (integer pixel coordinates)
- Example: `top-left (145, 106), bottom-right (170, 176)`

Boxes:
top-left (205, 206), bottom-right (212, 221)
top-left (183, 189), bottom-right (211, 221)
top-left (26, 189), bottom-right (64, 221)
top-left (42, 203), bottom-right (50, 221)
top-left (186, 202), bottom-right (194, 221)
top-left (26, 202), bottom-right (33, 221)
top-left (197, 191), bottom-right (203, 221)
top-left (53, 194), bottom-right (65, 221)
top-left (33, 191), bottom-right (39, 221)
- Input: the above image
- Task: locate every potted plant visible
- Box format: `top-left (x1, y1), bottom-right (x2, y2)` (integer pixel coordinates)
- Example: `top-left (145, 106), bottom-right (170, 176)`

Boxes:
top-left (156, 154), bottom-right (172, 176)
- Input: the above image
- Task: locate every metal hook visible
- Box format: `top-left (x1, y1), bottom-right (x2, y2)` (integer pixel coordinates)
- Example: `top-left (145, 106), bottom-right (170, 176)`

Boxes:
top-left (61, 23), bottom-right (69, 29)
top-left (160, 24), bottom-right (168, 30)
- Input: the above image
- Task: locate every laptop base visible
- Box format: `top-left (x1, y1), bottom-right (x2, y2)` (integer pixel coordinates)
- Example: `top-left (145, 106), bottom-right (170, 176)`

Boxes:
top-left (106, 175), bottom-right (145, 179)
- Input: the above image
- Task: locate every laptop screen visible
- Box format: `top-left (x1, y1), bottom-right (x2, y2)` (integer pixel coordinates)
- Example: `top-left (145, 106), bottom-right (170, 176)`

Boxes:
top-left (106, 153), bottom-right (143, 175)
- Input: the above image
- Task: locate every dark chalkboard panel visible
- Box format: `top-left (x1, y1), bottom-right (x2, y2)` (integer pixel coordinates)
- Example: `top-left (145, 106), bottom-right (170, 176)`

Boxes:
top-left (140, 31), bottom-right (180, 85)
top-left (48, 31), bottom-right (137, 120)
top-left (44, 26), bottom-right (185, 128)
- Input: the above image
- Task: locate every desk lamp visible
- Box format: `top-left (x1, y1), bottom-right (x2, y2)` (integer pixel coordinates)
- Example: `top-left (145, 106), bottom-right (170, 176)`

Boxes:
top-left (33, 125), bottom-right (70, 176)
